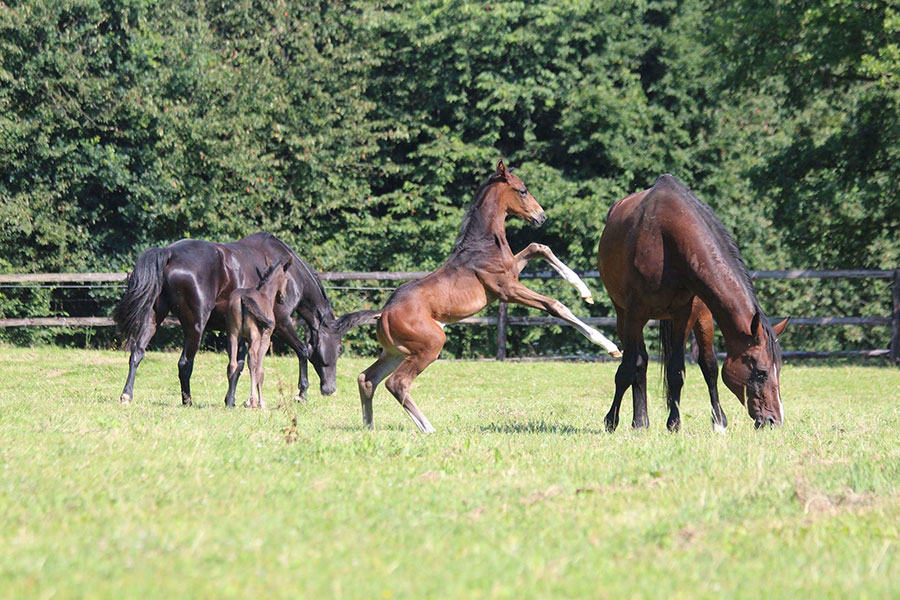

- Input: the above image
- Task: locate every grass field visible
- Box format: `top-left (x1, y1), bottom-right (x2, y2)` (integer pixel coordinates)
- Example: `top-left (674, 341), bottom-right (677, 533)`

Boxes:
top-left (1, 345), bottom-right (899, 598)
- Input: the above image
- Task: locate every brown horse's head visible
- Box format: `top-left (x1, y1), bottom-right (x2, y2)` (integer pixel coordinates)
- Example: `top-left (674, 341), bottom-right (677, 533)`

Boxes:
top-left (722, 312), bottom-right (789, 428)
top-left (493, 160), bottom-right (545, 227)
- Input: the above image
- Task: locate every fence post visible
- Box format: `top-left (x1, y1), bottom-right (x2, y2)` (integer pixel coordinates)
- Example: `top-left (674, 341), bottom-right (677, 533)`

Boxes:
top-left (496, 301), bottom-right (508, 361)
top-left (891, 269), bottom-right (900, 366)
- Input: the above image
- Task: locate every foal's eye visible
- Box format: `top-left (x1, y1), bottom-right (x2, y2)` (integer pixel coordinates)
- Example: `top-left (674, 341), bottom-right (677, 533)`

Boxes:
top-left (519, 189), bottom-right (527, 196)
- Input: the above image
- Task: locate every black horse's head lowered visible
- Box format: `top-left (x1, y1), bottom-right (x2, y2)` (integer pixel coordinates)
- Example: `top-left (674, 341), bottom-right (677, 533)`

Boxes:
top-left (113, 231), bottom-right (374, 405)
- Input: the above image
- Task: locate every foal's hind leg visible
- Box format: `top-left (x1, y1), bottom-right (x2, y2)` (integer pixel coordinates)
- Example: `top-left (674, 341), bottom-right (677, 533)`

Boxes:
top-left (225, 338), bottom-right (248, 407)
top-left (692, 303), bottom-right (727, 431)
top-left (357, 352), bottom-right (404, 429)
top-left (385, 350), bottom-right (441, 433)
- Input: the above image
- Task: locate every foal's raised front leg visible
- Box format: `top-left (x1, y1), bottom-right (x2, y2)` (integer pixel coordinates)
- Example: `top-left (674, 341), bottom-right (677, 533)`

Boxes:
top-left (505, 283), bottom-right (621, 357)
top-left (514, 243), bottom-right (595, 304)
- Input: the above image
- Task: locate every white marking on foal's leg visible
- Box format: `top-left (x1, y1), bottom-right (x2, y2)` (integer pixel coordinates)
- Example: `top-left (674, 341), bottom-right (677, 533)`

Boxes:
top-left (555, 303), bottom-right (622, 357)
top-left (551, 260), bottom-right (595, 304)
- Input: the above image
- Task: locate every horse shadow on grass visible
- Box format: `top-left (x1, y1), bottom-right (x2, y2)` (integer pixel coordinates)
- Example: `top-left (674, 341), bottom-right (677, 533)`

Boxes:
top-left (480, 419), bottom-right (604, 436)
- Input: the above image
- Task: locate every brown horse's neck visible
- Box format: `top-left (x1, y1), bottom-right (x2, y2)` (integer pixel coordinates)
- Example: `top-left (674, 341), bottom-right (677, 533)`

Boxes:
top-left (694, 274), bottom-right (757, 352)
top-left (453, 185), bottom-right (508, 255)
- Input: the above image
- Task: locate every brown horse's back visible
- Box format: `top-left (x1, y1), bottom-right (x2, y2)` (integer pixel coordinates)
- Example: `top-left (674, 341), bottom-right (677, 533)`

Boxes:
top-left (598, 176), bottom-right (704, 318)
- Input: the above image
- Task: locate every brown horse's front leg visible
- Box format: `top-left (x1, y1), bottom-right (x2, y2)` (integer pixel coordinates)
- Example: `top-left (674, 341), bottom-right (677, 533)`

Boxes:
top-left (513, 243), bottom-right (595, 304)
top-left (505, 283), bottom-right (621, 357)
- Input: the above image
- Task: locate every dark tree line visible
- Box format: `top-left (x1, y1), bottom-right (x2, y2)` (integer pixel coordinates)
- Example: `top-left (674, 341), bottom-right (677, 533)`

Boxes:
top-left (2, 0), bottom-right (897, 356)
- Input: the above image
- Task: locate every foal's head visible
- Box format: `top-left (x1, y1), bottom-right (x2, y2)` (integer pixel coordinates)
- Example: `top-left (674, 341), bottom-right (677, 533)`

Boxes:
top-left (722, 312), bottom-right (789, 428)
top-left (492, 160), bottom-right (545, 227)
top-left (257, 258), bottom-right (293, 304)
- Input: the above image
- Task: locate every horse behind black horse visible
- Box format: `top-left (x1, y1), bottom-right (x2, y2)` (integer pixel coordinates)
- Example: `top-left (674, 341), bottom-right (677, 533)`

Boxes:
top-left (113, 231), bottom-right (374, 406)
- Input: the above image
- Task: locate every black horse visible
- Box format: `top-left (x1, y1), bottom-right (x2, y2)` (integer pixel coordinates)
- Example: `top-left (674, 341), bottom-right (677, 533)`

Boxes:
top-left (113, 232), bottom-right (374, 406)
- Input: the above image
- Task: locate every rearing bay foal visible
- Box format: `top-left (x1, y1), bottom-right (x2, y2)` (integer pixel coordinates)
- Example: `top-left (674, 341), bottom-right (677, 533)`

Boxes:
top-left (358, 161), bottom-right (621, 432)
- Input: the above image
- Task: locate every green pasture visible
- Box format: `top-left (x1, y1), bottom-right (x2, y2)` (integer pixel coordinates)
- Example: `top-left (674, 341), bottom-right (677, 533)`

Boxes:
top-left (1, 345), bottom-right (899, 598)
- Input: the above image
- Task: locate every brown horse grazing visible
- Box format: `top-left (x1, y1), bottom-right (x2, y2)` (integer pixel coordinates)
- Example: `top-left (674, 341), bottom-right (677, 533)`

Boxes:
top-left (597, 174), bottom-right (788, 431)
top-left (225, 259), bottom-right (291, 409)
top-left (358, 160), bottom-right (621, 432)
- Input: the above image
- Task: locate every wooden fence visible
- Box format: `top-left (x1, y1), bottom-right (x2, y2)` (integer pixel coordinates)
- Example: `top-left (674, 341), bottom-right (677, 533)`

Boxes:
top-left (1, 269), bottom-right (898, 364)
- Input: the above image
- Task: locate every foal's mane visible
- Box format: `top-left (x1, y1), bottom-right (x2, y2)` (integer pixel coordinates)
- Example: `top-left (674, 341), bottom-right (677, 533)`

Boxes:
top-left (255, 261), bottom-right (281, 291)
top-left (658, 175), bottom-right (782, 362)
top-left (451, 172), bottom-right (506, 253)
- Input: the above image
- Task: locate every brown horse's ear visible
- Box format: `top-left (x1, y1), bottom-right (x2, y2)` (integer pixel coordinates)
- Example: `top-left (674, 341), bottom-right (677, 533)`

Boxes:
top-left (495, 159), bottom-right (508, 180)
top-left (772, 317), bottom-right (789, 337)
top-left (750, 310), bottom-right (761, 342)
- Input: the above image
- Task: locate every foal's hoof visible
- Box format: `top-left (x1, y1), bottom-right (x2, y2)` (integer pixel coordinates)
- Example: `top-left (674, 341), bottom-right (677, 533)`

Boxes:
top-left (609, 349), bottom-right (623, 359)
top-left (583, 294), bottom-right (595, 305)
top-left (119, 393), bottom-right (131, 405)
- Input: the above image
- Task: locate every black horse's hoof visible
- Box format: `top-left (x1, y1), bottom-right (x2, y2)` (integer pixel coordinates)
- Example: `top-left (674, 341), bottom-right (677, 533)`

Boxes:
top-left (666, 418), bottom-right (681, 432)
top-left (604, 414), bottom-right (618, 432)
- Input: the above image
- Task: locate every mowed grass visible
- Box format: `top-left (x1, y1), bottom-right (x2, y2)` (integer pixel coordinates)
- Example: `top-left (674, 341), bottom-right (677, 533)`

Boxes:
top-left (1, 346), bottom-right (899, 599)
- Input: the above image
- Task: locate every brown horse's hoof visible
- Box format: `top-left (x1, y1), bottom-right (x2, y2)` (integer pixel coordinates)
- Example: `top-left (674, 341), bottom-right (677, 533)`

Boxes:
top-left (119, 393), bottom-right (131, 405)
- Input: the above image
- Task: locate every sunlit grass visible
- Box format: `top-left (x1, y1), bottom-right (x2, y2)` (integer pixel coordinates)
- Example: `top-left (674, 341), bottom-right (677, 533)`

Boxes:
top-left (1, 346), bottom-right (899, 598)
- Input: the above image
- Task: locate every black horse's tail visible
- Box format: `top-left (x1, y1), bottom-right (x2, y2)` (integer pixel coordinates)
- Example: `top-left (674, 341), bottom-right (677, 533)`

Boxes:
top-left (241, 296), bottom-right (275, 331)
top-left (334, 309), bottom-right (381, 335)
top-left (112, 247), bottom-right (169, 350)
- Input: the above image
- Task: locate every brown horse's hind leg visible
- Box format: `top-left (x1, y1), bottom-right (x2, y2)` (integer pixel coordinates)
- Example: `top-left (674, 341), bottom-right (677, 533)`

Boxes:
top-left (663, 307), bottom-right (692, 432)
top-left (357, 352), bottom-right (404, 429)
top-left (606, 307), bottom-right (649, 431)
top-left (692, 303), bottom-right (727, 431)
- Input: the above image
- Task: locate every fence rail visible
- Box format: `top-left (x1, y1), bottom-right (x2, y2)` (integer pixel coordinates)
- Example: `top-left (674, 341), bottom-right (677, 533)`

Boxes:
top-left (2, 269), bottom-right (898, 364)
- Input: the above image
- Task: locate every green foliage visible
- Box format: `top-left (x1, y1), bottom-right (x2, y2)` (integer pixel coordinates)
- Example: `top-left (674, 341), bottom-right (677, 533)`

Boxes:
top-left (1, 0), bottom-right (897, 355)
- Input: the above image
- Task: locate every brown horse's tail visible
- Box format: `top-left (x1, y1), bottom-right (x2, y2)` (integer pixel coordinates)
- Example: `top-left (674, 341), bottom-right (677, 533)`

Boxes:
top-left (113, 247), bottom-right (169, 351)
top-left (241, 296), bottom-right (275, 331)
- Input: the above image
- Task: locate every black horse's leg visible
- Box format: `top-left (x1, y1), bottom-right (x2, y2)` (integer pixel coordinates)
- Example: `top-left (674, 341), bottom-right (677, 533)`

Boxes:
top-left (120, 301), bottom-right (168, 404)
top-left (665, 308), bottom-right (691, 432)
top-left (224, 338), bottom-right (248, 408)
top-left (178, 313), bottom-right (209, 407)
top-left (693, 309), bottom-right (727, 431)
top-left (274, 313), bottom-right (310, 401)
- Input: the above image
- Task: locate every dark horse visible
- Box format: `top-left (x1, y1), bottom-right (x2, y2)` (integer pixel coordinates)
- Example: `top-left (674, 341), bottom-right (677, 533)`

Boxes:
top-left (113, 232), bottom-right (371, 406)
top-left (597, 175), bottom-right (788, 431)
top-left (357, 161), bottom-right (621, 432)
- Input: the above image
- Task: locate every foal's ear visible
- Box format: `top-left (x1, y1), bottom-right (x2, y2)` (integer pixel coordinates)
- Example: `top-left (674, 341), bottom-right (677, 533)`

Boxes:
top-left (772, 317), bottom-right (789, 337)
top-left (495, 159), bottom-right (508, 180)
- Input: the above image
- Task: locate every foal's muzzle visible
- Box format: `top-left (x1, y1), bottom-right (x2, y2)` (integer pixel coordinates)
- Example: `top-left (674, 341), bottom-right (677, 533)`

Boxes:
top-left (529, 211), bottom-right (547, 227)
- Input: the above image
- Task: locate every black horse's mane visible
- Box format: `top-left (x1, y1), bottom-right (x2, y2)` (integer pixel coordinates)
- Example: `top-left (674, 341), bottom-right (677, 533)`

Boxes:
top-left (656, 175), bottom-right (782, 363)
top-left (452, 172), bottom-right (505, 253)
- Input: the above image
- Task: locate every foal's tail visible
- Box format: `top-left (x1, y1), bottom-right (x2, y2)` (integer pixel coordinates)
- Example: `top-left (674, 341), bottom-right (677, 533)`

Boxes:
top-left (113, 247), bottom-right (170, 351)
top-left (241, 297), bottom-right (275, 331)
top-left (334, 309), bottom-right (381, 335)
